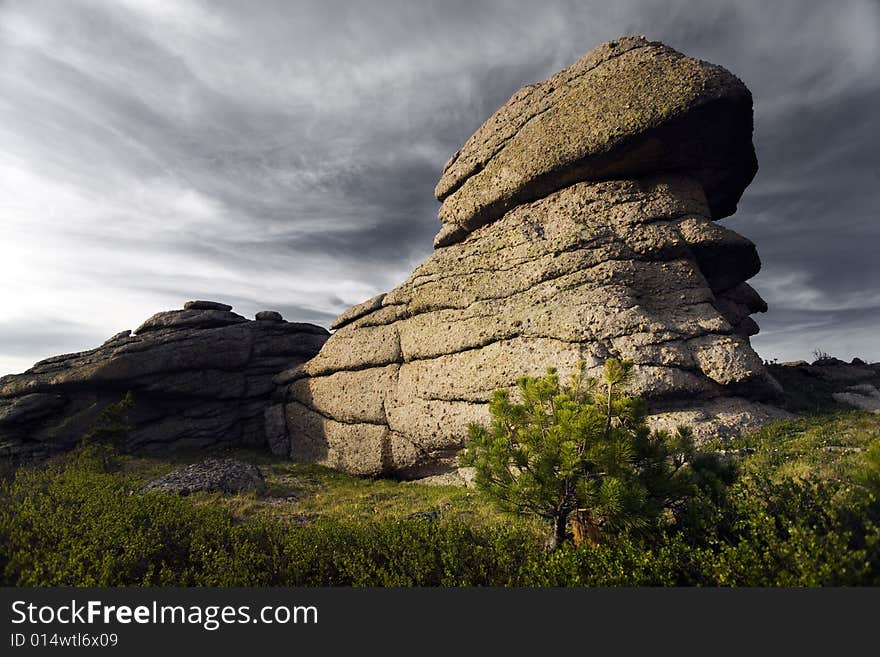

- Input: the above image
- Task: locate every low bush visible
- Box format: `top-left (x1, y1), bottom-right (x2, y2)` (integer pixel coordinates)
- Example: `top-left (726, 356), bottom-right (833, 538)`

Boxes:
top-left (1, 413), bottom-right (879, 586)
top-left (0, 450), bottom-right (274, 586)
top-left (461, 361), bottom-right (735, 549)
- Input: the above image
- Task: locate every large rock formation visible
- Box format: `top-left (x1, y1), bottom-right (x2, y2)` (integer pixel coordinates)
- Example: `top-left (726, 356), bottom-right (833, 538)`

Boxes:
top-left (0, 302), bottom-right (328, 460)
top-left (277, 36), bottom-right (788, 479)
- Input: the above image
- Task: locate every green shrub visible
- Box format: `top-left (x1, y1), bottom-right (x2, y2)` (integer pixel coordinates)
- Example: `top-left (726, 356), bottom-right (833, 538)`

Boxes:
top-left (0, 449), bottom-right (272, 586)
top-left (460, 360), bottom-right (730, 549)
top-left (80, 392), bottom-right (134, 449)
top-left (2, 413), bottom-right (879, 586)
top-left (0, 447), bottom-right (699, 586)
top-left (686, 413), bottom-right (880, 585)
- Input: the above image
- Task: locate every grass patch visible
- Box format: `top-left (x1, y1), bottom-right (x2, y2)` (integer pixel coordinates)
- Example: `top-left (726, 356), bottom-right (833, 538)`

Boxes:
top-left (718, 412), bottom-right (880, 485)
top-left (118, 450), bottom-right (539, 533)
top-left (1, 411), bottom-right (878, 586)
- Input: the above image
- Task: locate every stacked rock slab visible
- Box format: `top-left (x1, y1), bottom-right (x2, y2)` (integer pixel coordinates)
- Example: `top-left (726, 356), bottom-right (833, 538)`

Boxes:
top-left (0, 301), bottom-right (328, 460)
top-left (277, 36), bottom-right (787, 478)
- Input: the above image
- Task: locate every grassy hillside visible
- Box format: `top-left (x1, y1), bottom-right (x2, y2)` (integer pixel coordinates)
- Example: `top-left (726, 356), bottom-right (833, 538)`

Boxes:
top-left (0, 411), bottom-right (878, 586)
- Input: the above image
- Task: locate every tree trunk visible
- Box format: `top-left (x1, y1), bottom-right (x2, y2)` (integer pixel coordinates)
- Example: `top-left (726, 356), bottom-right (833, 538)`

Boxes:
top-left (571, 509), bottom-right (602, 548)
top-left (604, 382), bottom-right (614, 439)
top-left (549, 512), bottom-right (568, 550)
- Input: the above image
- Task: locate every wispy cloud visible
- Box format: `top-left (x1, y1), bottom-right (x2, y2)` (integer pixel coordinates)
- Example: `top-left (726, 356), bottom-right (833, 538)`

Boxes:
top-left (1, 0), bottom-right (878, 374)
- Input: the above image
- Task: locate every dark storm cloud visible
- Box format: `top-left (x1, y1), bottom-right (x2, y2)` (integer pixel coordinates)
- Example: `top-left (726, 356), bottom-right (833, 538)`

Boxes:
top-left (1, 0), bottom-right (878, 374)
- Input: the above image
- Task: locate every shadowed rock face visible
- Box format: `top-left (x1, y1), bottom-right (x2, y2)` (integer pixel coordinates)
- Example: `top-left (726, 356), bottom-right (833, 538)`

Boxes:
top-left (0, 304), bottom-right (328, 460)
top-left (279, 37), bottom-right (786, 479)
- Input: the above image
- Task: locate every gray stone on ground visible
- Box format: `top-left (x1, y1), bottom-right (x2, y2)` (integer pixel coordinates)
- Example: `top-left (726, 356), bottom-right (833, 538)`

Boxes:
top-left (832, 385), bottom-right (880, 413)
top-left (141, 458), bottom-right (265, 495)
top-left (405, 468), bottom-right (477, 488)
top-left (256, 311), bottom-right (284, 322)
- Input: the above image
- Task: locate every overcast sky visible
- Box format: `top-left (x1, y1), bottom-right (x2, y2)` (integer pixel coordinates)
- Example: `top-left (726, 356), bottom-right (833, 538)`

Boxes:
top-left (1, 0), bottom-right (878, 375)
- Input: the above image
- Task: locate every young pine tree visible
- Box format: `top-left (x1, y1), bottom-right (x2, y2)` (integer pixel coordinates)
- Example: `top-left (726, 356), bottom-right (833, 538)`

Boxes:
top-left (79, 392), bottom-right (135, 469)
top-left (460, 359), bottom-right (713, 549)
top-left (80, 391), bottom-right (134, 449)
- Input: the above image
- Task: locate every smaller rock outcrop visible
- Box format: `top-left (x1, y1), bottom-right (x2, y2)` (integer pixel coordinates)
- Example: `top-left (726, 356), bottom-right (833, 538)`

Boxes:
top-left (0, 302), bottom-right (328, 460)
top-left (141, 458), bottom-right (265, 495)
top-left (833, 385), bottom-right (880, 413)
top-left (768, 360), bottom-right (880, 413)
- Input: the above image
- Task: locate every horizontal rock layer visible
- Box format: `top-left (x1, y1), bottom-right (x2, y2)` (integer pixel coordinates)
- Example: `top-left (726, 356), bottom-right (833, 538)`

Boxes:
top-left (281, 174), bottom-right (783, 477)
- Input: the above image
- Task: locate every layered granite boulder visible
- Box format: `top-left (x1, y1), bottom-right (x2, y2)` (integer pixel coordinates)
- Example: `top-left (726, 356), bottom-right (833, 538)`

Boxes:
top-left (277, 36), bottom-right (787, 479)
top-left (0, 302), bottom-right (328, 459)
top-left (433, 36), bottom-right (759, 247)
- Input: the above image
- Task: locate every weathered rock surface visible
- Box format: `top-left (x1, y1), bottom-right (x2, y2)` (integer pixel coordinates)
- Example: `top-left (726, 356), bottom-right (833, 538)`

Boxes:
top-left (141, 458), bottom-right (265, 495)
top-left (0, 303), bottom-right (328, 460)
top-left (434, 36), bottom-right (758, 247)
top-left (279, 37), bottom-right (785, 479)
top-left (833, 385), bottom-right (880, 413)
top-left (184, 300), bottom-right (233, 311)
top-left (256, 311), bottom-right (284, 322)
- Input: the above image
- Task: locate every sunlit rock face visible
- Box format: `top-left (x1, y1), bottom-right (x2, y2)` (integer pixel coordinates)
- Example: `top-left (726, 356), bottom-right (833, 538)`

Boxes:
top-left (277, 36), bottom-right (786, 479)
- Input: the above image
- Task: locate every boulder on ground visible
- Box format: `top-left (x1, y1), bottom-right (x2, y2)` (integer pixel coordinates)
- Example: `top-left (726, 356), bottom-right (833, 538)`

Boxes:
top-left (141, 458), bottom-right (265, 495)
top-left (832, 384), bottom-right (880, 414)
